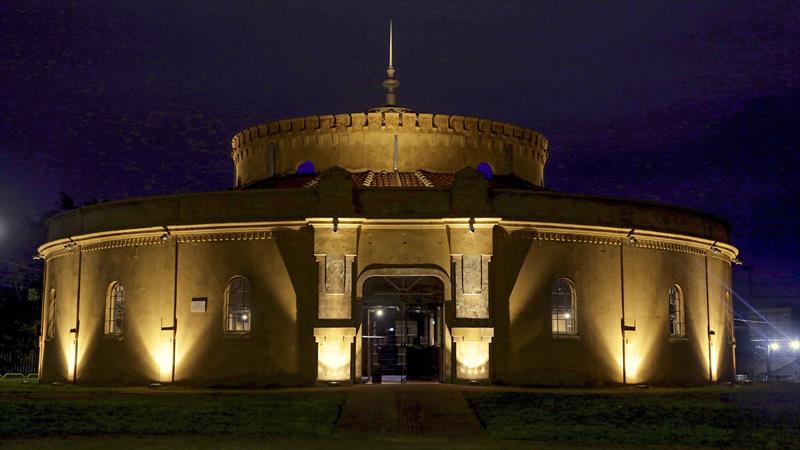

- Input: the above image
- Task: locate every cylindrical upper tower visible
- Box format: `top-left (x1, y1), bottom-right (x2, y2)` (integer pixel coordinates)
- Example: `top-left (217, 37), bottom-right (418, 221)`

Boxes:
top-left (230, 22), bottom-right (549, 188)
top-left (230, 112), bottom-right (549, 188)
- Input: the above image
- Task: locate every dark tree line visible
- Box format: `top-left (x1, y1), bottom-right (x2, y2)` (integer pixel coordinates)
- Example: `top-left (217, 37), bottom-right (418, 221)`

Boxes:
top-left (0, 192), bottom-right (102, 373)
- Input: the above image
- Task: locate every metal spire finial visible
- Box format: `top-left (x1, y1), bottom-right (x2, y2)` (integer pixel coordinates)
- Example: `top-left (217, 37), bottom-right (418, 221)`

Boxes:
top-left (382, 20), bottom-right (399, 107)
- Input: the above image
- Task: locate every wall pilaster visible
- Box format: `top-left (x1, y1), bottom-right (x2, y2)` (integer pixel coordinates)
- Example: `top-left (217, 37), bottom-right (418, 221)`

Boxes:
top-left (447, 218), bottom-right (499, 320)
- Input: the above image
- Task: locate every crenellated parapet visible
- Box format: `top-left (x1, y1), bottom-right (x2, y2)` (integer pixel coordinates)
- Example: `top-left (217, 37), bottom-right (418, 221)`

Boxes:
top-left (230, 111), bottom-right (550, 188)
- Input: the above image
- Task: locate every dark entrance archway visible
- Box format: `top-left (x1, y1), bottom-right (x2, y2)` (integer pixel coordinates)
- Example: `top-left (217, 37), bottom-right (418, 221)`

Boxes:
top-left (362, 276), bottom-right (445, 383)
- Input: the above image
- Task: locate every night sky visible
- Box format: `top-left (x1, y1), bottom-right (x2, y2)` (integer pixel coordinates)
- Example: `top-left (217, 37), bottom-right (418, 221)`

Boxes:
top-left (1, 1), bottom-right (799, 304)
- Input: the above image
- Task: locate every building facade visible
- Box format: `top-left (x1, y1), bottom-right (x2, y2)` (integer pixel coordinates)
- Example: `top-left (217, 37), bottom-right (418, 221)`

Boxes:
top-left (37, 44), bottom-right (738, 386)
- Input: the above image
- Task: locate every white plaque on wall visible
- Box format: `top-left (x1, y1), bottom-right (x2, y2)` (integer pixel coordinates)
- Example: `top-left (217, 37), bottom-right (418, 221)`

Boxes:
top-left (191, 297), bottom-right (207, 313)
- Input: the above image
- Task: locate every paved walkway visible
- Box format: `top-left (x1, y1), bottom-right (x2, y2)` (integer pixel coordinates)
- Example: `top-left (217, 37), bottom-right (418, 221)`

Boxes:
top-left (335, 384), bottom-right (487, 439)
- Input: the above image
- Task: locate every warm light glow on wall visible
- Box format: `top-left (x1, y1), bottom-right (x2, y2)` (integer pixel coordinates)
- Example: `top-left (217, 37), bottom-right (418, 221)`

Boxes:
top-left (625, 339), bottom-right (640, 384)
top-left (318, 340), bottom-right (350, 381)
top-left (66, 339), bottom-right (76, 381)
top-left (710, 343), bottom-right (719, 382)
top-left (452, 327), bottom-right (493, 381)
top-left (456, 341), bottom-right (490, 380)
top-left (314, 327), bottom-right (355, 382)
top-left (159, 330), bottom-right (174, 383)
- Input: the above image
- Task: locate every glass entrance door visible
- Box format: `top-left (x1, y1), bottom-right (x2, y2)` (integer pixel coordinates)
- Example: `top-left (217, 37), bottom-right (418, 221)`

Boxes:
top-left (362, 276), bottom-right (444, 383)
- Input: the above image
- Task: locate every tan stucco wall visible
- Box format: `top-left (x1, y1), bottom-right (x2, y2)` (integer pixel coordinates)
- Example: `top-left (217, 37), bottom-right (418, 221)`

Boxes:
top-left (39, 229), bottom-right (316, 386)
top-left (492, 235), bottom-right (624, 385)
top-left (40, 253), bottom-right (77, 383)
top-left (38, 167), bottom-right (737, 387)
top-left (173, 234), bottom-right (316, 386)
top-left (39, 219), bottom-right (735, 387)
top-left (491, 229), bottom-right (735, 386)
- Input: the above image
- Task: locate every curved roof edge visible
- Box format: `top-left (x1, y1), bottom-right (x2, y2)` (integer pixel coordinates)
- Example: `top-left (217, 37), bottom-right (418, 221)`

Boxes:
top-left (43, 185), bottom-right (731, 246)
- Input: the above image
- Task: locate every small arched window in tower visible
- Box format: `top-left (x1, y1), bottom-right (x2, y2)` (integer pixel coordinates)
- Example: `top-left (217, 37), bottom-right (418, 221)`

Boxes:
top-left (105, 282), bottom-right (125, 335)
top-left (551, 278), bottom-right (577, 336)
top-left (668, 284), bottom-right (685, 337)
top-left (225, 276), bottom-right (252, 333)
top-left (46, 288), bottom-right (56, 339)
top-left (476, 162), bottom-right (494, 180)
top-left (296, 160), bottom-right (316, 175)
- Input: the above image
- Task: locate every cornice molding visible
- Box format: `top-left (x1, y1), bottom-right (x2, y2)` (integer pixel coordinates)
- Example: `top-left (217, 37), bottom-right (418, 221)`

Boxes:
top-left (499, 221), bottom-right (738, 261)
top-left (38, 218), bottom-right (738, 262)
top-left (38, 221), bottom-right (307, 258)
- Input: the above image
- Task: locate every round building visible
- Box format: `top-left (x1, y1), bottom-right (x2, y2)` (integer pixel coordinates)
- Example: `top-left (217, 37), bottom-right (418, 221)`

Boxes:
top-left (37, 46), bottom-right (737, 387)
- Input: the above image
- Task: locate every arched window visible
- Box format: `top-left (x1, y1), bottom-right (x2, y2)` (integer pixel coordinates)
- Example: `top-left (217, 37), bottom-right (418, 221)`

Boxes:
top-left (551, 278), bottom-right (577, 336)
top-left (296, 160), bottom-right (315, 175)
top-left (46, 288), bottom-right (56, 339)
top-left (105, 282), bottom-right (125, 335)
top-left (225, 276), bottom-right (252, 333)
top-left (668, 284), bottom-right (684, 337)
top-left (476, 162), bottom-right (494, 180)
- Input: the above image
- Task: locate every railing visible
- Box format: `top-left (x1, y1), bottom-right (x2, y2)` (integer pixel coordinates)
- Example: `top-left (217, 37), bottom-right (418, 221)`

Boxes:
top-left (0, 350), bottom-right (39, 378)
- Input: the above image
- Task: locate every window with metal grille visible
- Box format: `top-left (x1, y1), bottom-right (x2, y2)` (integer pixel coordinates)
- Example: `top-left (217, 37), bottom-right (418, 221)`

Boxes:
top-left (551, 278), bottom-right (577, 336)
top-left (105, 282), bottom-right (125, 335)
top-left (46, 288), bottom-right (56, 339)
top-left (225, 276), bottom-right (251, 333)
top-left (668, 284), bottom-right (684, 337)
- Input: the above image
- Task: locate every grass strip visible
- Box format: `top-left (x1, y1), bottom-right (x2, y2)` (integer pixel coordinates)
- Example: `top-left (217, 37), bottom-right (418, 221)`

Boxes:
top-left (465, 386), bottom-right (800, 449)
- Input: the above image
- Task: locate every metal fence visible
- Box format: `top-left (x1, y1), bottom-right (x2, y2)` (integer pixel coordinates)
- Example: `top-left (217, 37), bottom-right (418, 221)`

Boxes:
top-left (0, 350), bottom-right (39, 376)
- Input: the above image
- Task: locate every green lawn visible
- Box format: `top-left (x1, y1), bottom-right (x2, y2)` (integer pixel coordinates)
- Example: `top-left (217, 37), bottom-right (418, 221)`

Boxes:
top-left (4, 381), bottom-right (800, 450)
top-left (0, 382), bottom-right (345, 439)
top-left (465, 385), bottom-right (800, 449)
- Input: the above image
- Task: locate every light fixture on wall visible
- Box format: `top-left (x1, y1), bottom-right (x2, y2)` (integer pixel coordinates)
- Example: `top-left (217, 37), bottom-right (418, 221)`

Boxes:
top-left (332, 217), bottom-right (339, 233)
top-left (626, 229), bottom-right (637, 245)
top-left (64, 240), bottom-right (78, 251)
top-left (32, 253), bottom-right (44, 261)
top-left (468, 217), bottom-right (475, 233)
top-left (732, 258), bottom-right (743, 265)
top-left (160, 226), bottom-right (171, 242)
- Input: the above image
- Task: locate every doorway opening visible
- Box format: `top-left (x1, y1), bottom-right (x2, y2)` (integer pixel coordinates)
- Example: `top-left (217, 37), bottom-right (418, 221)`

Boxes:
top-left (362, 276), bottom-right (444, 383)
